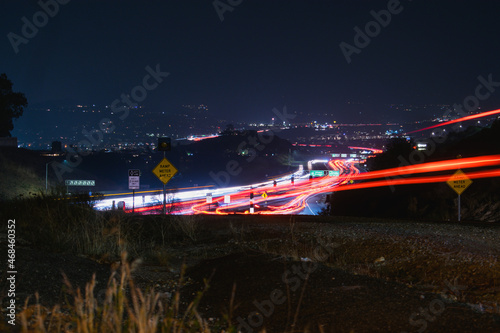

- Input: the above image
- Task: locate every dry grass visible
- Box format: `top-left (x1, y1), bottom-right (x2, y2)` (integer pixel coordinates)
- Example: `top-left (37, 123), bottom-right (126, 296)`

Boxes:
top-left (0, 194), bottom-right (205, 263)
top-left (0, 193), bottom-right (141, 258)
top-left (18, 252), bottom-right (212, 333)
top-left (171, 216), bottom-right (200, 242)
top-left (0, 151), bottom-right (43, 200)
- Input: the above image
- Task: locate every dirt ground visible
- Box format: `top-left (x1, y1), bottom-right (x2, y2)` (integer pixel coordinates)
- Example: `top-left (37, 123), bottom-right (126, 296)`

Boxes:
top-left (183, 252), bottom-right (500, 332)
top-left (2, 217), bottom-right (500, 332)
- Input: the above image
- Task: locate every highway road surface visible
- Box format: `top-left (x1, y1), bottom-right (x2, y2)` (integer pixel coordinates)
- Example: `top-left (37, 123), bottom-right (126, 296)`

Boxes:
top-left (94, 159), bottom-right (360, 215)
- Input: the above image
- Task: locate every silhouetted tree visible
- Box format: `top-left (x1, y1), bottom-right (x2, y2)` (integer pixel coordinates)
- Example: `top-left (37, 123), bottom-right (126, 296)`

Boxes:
top-left (221, 124), bottom-right (235, 136)
top-left (0, 73), bottom-right (27, 137)
top-left (367, 137), bottom-right (415, 171)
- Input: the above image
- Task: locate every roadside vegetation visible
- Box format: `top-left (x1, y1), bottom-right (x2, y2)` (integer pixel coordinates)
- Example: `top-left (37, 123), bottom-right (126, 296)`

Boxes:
top-left (0, 192), bottom-right (205, 261)
top-left (1, 191), bottom-right (499, 331)
top-left (0, 148), bottom-right (48, 201)
top-left (17, 253), bottom-right (212, 333)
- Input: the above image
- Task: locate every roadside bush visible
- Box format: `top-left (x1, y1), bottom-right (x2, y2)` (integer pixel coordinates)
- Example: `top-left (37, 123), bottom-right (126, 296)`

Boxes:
top-left (0, 192), bottom-right (145, 258)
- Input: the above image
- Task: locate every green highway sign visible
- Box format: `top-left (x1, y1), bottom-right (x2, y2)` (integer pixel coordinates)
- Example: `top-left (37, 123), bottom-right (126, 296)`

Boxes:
top-left (310, 170), bottom-right (325, 177)
top-left (310, 170), bottom-right (340, 177)
top-left (65, 180), bottom-right (95, 186)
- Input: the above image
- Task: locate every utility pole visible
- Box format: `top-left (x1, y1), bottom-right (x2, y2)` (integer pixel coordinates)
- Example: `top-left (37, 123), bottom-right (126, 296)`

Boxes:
top-left (153, 137), bottom-right (176, 215)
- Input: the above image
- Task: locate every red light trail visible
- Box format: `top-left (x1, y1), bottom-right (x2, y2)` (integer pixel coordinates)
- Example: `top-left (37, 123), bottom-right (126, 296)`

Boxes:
top-left (334, 168), bottom-right (500, 193)
top-left (348, 146), bottom-right (384, 154)
top-left (407, 108), bottom-right (500, 134)
top-left (125, 155), bottom-right (500, 215)
top-left (353, 155), bottom-right (500, 181)
top-left (188, 155), bottom-right (500, 215)
top-left (188, 160), bottom-right (359, 215)
top-left (188, 135), bottom-right (219, 141)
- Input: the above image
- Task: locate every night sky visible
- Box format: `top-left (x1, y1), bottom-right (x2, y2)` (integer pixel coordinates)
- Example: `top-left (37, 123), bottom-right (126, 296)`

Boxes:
top-left (2, 0), bottom-right (500, 124)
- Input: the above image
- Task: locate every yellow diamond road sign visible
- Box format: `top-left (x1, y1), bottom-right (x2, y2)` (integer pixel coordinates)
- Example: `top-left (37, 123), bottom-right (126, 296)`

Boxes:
top-left (261, 192), bottom-right (268, 199)
top-left (447, 169), bottom-right (472, 195)
top-left (153, 158), bottom-right (178, 185)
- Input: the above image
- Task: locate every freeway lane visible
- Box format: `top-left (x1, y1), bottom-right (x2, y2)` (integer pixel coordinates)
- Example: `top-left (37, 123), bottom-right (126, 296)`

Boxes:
top-left (94, 159), bottom-right (360, 215)
top-left (96, 154), bottom-right (500, 215)
top-left (94, 168), bottom-right (304, 213)
top-left (302, 193), bottom-right (328, 215)
top-left (191, 159), bottom-right (359, 215)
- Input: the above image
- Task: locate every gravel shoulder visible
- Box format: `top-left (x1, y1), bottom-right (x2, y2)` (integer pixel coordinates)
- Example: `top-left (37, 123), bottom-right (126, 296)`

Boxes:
top-left (2, 218), bottom-right (500, 332)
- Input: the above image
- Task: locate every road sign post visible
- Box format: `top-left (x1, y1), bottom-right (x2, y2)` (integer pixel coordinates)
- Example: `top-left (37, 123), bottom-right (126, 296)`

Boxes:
top-left (156, 138), bottom-right (173, 214)
top-left (458, 194), bottom-right (461, 222)
top-left (129, 169), bottom-right (140, 213)
top-left (447, 169), bottom-right (472, 222)
top-left (249, 190), bottom-right (254, 213)
top-left (152, 153), bottom-right (178, 215)
top-left (206, 193), bottom-right (212, 210)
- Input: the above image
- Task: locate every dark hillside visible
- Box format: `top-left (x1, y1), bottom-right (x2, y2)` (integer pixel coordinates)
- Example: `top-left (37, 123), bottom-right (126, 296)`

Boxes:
top-left (327, 120), bottom-right (500, 222)
top-left (0, 132), bottom-right (293, 198)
